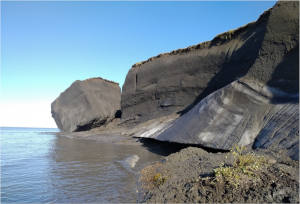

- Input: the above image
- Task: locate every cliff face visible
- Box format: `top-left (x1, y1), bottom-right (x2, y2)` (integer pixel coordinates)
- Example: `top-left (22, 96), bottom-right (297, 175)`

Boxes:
top-left (121, 1), bottom-right (299, 125)
top-left (51, 78), bottom-right (121, 132)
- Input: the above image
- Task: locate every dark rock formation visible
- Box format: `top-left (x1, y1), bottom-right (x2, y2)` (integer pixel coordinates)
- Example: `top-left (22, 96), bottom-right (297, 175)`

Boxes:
top-left (51, 77), bottom-right (121, 132)
top-left (121, 1), bottom-right (299, 125)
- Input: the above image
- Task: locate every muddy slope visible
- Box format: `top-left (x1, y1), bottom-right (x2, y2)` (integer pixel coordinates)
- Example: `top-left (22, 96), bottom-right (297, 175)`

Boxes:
top-left (139, 147), bottom-right (299, 203)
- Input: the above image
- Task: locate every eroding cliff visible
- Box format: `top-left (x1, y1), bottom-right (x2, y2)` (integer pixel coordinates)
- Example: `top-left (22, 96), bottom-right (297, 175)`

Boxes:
top-left (121, 1), bottom-right (299, 125)
top-left (130, 1), bottom-right (299, 160)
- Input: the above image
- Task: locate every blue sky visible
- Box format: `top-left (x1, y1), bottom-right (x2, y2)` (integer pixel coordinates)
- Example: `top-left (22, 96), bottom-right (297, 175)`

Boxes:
top-left (1, 1), bottom-right (276, 128)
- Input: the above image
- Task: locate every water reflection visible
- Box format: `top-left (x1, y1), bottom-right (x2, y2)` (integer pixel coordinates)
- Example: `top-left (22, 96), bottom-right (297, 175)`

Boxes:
top-left (48, 136), bottom-right (162, 203)
top-left (1, 128), bottom-right (165, 203)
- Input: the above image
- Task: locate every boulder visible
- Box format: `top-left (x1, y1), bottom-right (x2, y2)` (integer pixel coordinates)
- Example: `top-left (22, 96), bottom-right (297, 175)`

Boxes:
top-left (51, 77), bottom-right (121, 132)
top-left (137, 80), bottom-right (299, 160)
top-left (121, 1), bottom-right (299, 125)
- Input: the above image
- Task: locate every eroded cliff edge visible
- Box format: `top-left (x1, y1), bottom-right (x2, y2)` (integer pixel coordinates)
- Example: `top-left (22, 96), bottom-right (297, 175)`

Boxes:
top-left (121, 1), bottom-right (299, 125)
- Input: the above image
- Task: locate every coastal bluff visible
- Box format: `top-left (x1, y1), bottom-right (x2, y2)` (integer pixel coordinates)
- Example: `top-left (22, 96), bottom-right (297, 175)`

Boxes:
top-left (49, 1), bottom-right (299, 202)
top-left (124, 1), bottom-right (299, 159)
top-left (51, 78), bottom-right (121, 132)
top-left (121, 1), bottom-right (298, 125)
top-left (51, 1), bottom-right (298, 160)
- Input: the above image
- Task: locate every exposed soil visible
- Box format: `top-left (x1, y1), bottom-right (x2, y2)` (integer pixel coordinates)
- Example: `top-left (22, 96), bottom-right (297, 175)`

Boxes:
top-left (139, 147), bottom-right (299, 203)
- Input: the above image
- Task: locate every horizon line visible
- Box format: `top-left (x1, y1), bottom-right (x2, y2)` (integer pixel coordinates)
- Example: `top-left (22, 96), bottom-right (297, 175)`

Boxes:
top-left (0, 126), bottom-right (59, 129)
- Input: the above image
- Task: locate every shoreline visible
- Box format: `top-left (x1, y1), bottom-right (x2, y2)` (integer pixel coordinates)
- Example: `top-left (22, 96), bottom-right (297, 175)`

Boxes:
top-left (54, 122), bottom-right (299, 203)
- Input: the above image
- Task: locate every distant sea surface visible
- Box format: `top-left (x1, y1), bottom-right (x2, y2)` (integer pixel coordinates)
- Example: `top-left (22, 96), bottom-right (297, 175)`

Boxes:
top-left (0, 127), bottom-right (162, 203)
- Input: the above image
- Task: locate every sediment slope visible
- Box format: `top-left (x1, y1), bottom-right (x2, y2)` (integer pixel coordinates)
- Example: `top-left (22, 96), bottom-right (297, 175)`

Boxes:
top-left (51, 77), bottom-right (121, 132)
top-left (121, 1), bottom-right (299, 124)
top-left (138, 80), bottom-right (299, 160)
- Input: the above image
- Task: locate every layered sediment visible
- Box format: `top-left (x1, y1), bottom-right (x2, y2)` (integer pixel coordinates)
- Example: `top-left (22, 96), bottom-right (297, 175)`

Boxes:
top-left (121, 1), bottom-right (299, 125)
top-left (127, 1), bottom-right (299, 160)
top-left (137, 80), bottom-right (299, 160)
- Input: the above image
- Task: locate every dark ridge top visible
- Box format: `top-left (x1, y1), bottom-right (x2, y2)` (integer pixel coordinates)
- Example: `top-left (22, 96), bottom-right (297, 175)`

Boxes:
top-left (210, 7), bottom-right (271, 45)
top-left (82, 77), bottom-right (119, 85)
top-left (131, 4), bottom-right (272, 70)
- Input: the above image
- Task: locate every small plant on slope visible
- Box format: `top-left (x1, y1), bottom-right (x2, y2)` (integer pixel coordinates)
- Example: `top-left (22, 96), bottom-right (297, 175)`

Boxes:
top-left (214, 145), bottom-right (268, 188)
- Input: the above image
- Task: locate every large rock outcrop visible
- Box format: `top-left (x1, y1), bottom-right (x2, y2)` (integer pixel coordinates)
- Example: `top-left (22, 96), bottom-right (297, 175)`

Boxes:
top-left (51, 77), bottom-right (121, 132)
top-left (121, 1), bottom-right (299, 124)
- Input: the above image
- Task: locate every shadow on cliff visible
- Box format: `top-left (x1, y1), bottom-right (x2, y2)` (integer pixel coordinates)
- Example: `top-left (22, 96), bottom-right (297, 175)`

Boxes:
top-left (266, 45), bottom-right (299, 104)
top-left (178, 11), bottom-right (270, 116)
top-left (138, 138), bottom-right (228, 156)
top-left (138, 138), bottom-right (187, 156)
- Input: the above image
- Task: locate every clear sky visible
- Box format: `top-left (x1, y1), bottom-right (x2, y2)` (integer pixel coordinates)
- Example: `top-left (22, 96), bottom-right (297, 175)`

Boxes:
top-left (0, 1), bottom-right (276, 128)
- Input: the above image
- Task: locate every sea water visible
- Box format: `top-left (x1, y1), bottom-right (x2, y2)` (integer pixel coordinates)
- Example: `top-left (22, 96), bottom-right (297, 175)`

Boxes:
top-left (0, 127), bottom-right (163, 203)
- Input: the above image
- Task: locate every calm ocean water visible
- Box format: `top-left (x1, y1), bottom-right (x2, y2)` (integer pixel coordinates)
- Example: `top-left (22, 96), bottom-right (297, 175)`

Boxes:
top-left (0, 127), bottom-right (163, 203)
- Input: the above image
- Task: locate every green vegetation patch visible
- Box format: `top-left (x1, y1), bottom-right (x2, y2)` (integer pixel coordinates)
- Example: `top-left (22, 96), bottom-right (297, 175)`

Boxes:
top-left (214, 145), bottom-right (269, 188)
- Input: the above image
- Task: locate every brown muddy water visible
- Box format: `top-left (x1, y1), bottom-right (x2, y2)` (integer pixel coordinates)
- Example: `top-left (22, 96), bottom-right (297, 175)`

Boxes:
top-left (1, 127), bottom-right (179, 203)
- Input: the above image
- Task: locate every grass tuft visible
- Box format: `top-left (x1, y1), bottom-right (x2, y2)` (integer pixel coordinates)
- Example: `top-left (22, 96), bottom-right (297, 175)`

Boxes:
top-left (152, 173), bottom-right (167, 187)
top-left (214, 145), bottom-right (268, 188)
top-left (140, 162), bottom-right (167, 190)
